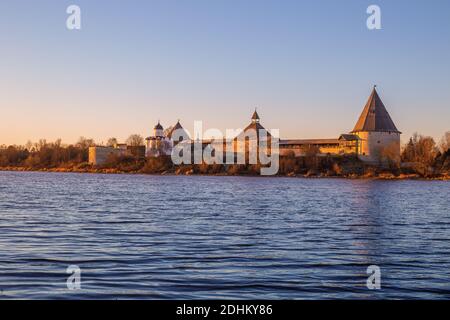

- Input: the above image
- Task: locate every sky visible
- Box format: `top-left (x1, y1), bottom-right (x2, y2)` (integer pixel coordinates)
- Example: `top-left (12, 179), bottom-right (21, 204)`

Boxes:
top-left (0, 0), bottom-right (449, 145)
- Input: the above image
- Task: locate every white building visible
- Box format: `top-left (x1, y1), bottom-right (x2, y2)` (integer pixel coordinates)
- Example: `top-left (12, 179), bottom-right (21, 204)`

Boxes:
top-left (145, 121), bottom-right (189, 157)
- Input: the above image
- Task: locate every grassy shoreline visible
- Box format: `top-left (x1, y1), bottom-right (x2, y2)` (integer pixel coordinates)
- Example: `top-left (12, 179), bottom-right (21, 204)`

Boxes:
top-left (1, 166), bottom-right (448, 180)
top-left (2, 133), bottom-right (449, 180)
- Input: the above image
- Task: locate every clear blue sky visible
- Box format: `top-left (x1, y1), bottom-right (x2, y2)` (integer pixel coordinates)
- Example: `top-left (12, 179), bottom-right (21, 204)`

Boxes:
top-left (1, 0), bottom-right (449, 145)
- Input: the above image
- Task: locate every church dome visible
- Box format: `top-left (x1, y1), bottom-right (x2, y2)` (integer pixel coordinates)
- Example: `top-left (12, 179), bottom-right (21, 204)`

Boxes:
top-left (154, 122), bottom-right (163, 130)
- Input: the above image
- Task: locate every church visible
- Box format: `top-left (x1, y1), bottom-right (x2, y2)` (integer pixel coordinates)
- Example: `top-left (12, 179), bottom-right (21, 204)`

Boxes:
top-left (145, 120), bottom-right (189, 157)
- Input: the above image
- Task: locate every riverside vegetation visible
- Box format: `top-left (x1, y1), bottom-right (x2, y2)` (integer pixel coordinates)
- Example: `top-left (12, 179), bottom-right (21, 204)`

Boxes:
top-left (1, 133), bottom-right (449, 179)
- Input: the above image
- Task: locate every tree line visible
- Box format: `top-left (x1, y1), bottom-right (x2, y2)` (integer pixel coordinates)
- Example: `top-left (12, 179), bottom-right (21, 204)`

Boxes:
top-left (0, 134), bottom-right (145, 169)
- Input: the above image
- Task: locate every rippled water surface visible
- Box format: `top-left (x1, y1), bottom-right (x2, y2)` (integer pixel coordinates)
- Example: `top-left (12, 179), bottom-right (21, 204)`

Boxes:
top-left (0, 171), bottom-right (449, 299)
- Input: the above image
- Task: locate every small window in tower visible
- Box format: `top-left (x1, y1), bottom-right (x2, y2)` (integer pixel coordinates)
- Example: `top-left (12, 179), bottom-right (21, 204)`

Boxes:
top-left (377, 141), bottom-right (380, 143)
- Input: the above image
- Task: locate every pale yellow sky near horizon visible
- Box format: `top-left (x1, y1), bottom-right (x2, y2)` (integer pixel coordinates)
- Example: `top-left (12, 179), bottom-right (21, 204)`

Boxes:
top-left (1, 1), bottom-right (449, 147)
top-left (1, 95), bottom-right (447, 147)
top-left (1, 85), bottom-right (448, 146)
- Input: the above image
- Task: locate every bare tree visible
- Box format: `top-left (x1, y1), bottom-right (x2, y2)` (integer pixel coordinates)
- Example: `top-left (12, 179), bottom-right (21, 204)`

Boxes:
top-left (76, 137), bottom-right (96, 149)
top-left (106, 137), bottom-right (118, 147)
top-left (401, 133), bottom-right (438, 176)
top-left (25, 140), bottom-right (33, 151)
top-left (54, 138), bottom-right (62, 148)
top-left (438, 131), bottom-right (450, 154)
top-left (35, 139), bottom-right (48, 151)
top-left (126, 134), bottom-right (144, 147)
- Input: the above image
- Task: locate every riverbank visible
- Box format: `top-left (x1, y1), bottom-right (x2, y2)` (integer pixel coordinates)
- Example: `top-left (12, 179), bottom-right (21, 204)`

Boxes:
top-left (2, 137), bottom-right (449, 180)
top-left (1, 166), bottom-right (449, 180)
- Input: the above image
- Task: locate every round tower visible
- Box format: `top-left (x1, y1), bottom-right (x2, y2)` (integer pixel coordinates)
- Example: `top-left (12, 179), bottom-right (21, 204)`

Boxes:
top-left (351, 87), bottom-right (401, 164)
top-left (154, 121), bottom-right (164, 138)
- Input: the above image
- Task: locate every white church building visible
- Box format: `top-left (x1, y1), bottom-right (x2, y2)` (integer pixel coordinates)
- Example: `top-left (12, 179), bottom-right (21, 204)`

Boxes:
top-left (145, 120), bottom-right (189, 157)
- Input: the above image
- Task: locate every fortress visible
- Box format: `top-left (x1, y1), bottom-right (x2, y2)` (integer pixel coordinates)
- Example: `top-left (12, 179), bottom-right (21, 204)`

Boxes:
top-left (90, 87), bottom-right (401, 165)
top-left (144, 87), bottom-right (401, 164)
top-left (279, 86), bottom-right (401, 163)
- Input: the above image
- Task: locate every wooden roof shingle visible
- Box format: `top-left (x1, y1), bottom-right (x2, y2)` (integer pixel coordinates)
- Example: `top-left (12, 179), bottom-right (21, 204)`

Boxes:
top-left (351, 87), bottom-right (400, 133)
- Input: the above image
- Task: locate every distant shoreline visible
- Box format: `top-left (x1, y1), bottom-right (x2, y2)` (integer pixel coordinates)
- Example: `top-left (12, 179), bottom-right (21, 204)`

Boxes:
top-left (1, 166), bottom-right (448, 181)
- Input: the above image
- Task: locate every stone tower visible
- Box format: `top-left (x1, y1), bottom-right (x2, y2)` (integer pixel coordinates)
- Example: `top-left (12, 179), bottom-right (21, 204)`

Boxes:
top-left (351, 87), bottom-right (401, 163)
top-left (154, 121), bottom-right (164, 138)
